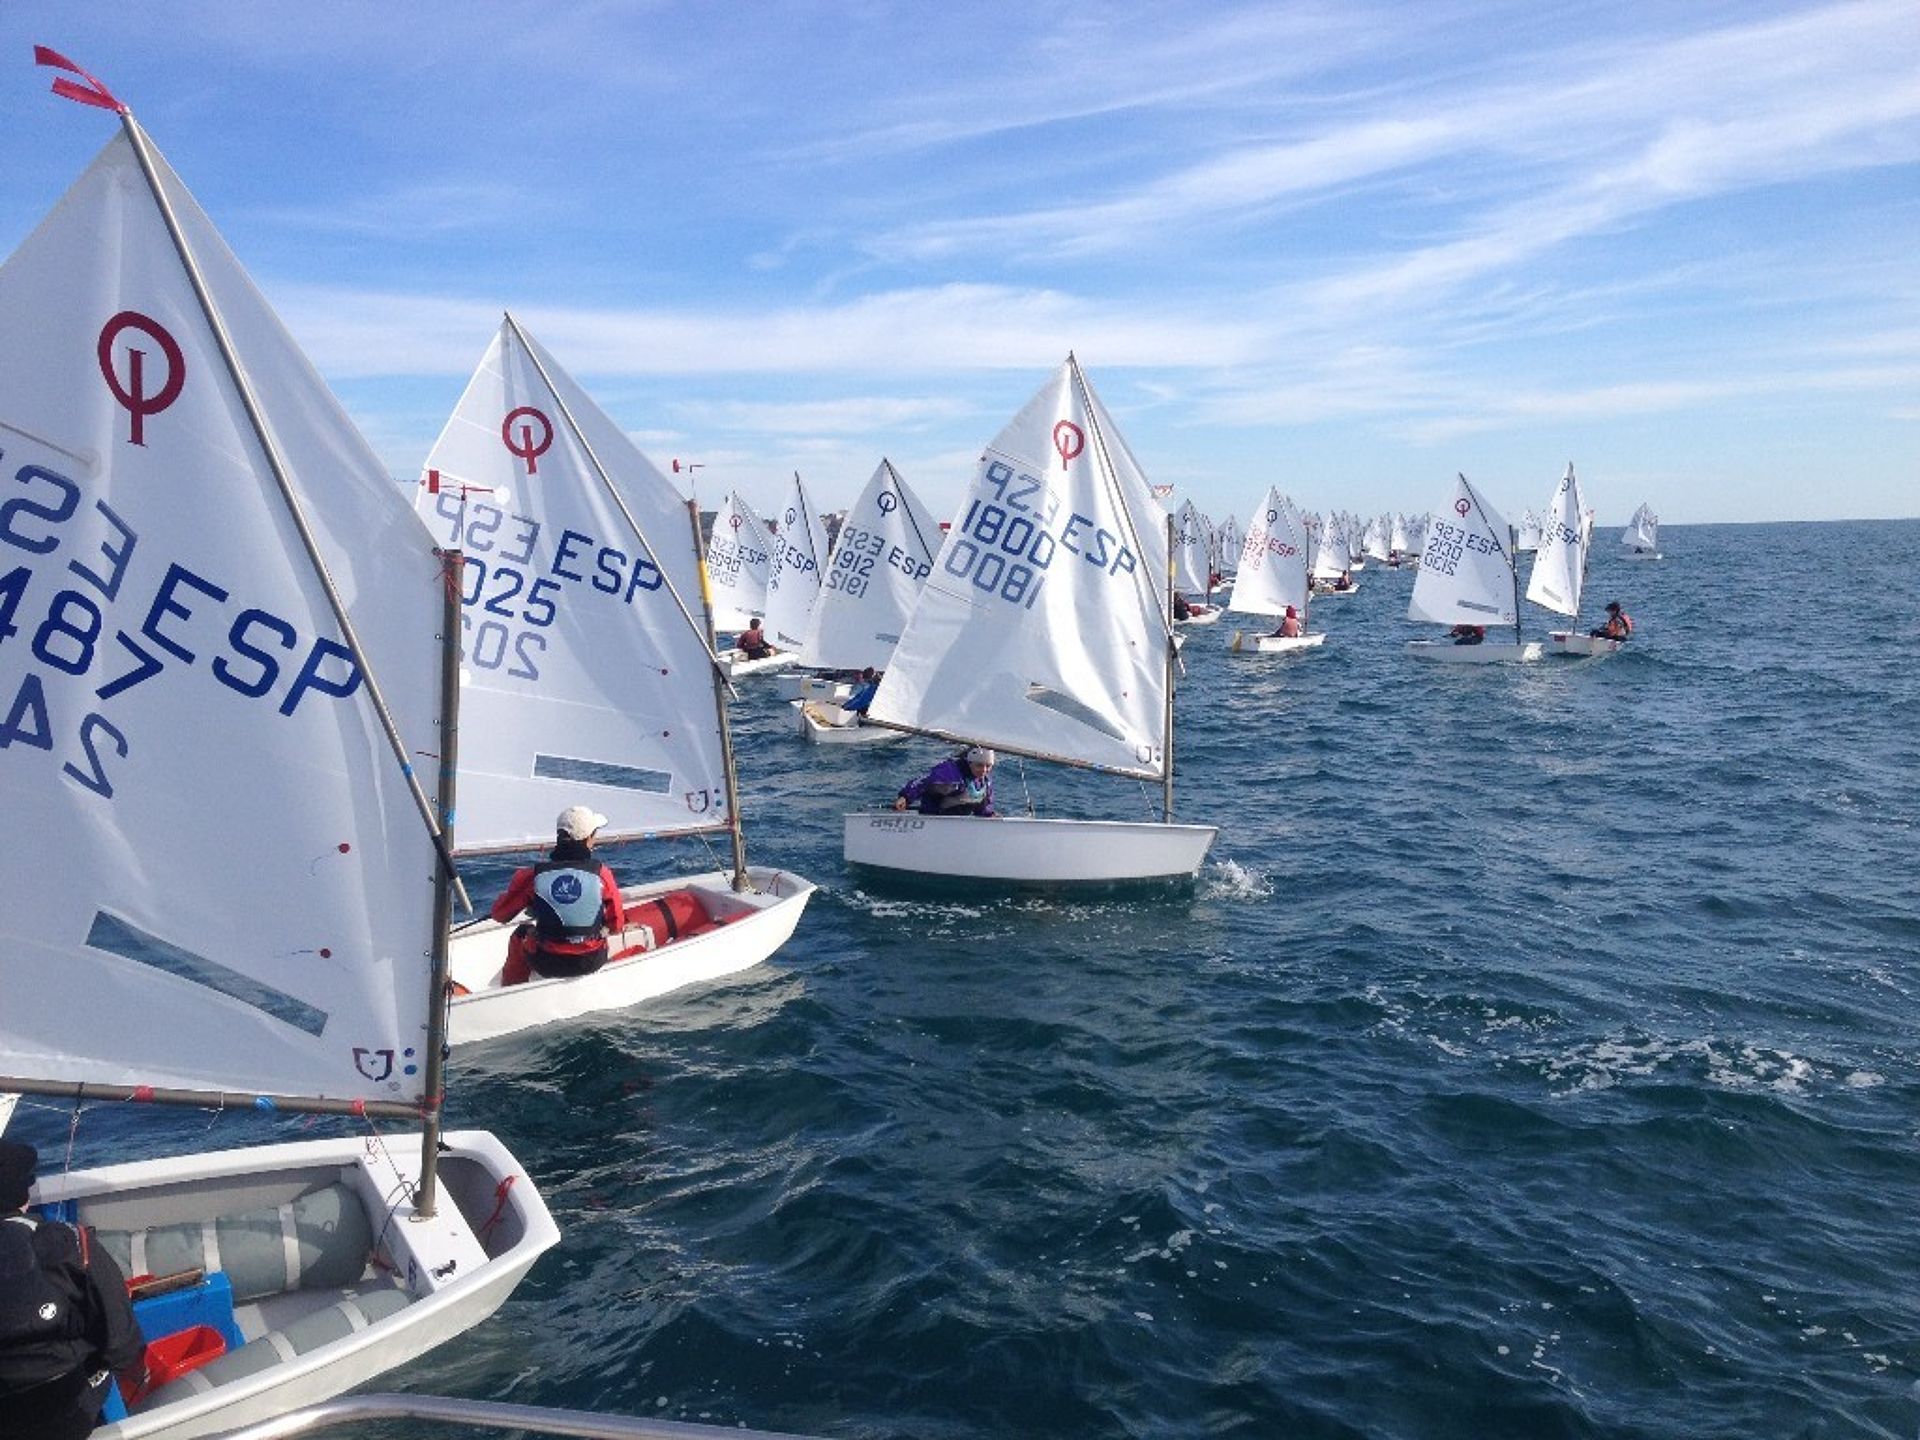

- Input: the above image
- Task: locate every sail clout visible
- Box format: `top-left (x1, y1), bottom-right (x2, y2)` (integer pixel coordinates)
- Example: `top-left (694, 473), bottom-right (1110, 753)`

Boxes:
top-left (869, 355), bottom-right (1171, 779)
top-left (1525, 463), bottom-right (1589, 617)
top-left (1230, 488), bottom-right (1311, 617)
top-left (1407, 475), bottom-right (1518, 626)
top-left (806, 459), bottom-right (941, 671)
top-left (705, 491), bottom-right (773, 635)
top-left (764, 473), bottom-right (825, 653)
top-left (1173, 500), bottom-right (1213, 593)
top-left (417, 316), bottom-right (726, 854)
top-left (0, 129), bottom-right (443, 1102)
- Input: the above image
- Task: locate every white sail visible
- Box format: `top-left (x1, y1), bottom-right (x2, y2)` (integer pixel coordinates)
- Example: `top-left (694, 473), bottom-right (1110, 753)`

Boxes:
top-left (0, 130), bottom-right (443, 1102)
top-left (1407, 475), bottom-right (1519, 627)
top-left (1524, 463), bottom-right (1589, 618)
top-left (1515, 509), bottom-right (1545, 552)
top-left (705, 490), bottom-right (773, 634)
top-left (1362, 515), bottom-right (1390, 562)
top-left (764, 473), bottom-right (826, 653)
top-left (807, 459), bottom-right (941, 671)
top-left (1216, 514), bottom-right (1242, 571)
top-left (869, 355), bottom-right (1170, 778)
top-left (1174, 499), bottom-right (1213, 593)
top-left (1622, 502), bottom-right (1660, 551)
top-left (1310, 512), bottom-right (1349, 580)
top-left (416, 317), bottom-right (727, 853)
top-left (1228, 488), bottom-right (1310, 618)
top-left (1388, 513), bottom-right (1412, 556)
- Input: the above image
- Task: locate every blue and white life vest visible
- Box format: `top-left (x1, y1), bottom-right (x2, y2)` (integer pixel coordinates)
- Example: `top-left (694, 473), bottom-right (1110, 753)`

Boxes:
top-left (530, 862), bottom-right (605, 942)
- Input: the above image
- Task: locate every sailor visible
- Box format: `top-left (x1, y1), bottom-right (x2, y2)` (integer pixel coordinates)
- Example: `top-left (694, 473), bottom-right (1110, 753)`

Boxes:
top-left (0, 1141), bottom-right (145, 1440)
top-left (1588, 601), bottom-right (1633, 640)
top-left (737, 618), bottom-right (776, 659)
top-left (1448, 623), bottom-right (1487, 645)
top-left (841, 667), bottom-right (880, 720)
top-left (1271, 605), bottom-right (1302, 638)
top-left (1173, 593), bottom-right (1193, 621)
top-left (893, 746), bottom-right (996, 817)
top-left (491, 806), bottom-right (628, 984)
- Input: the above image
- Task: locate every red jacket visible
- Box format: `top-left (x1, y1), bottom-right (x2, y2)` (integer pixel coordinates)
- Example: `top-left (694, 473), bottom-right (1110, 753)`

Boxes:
top-left (491, 863), bottom-right (626, 954)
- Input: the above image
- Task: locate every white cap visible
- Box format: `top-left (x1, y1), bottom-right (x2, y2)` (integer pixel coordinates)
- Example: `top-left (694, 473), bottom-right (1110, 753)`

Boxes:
top-left (556, 805), bottom-right (609, 840)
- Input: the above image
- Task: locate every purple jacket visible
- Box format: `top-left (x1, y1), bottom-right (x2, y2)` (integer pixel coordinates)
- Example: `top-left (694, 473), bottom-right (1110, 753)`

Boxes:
top-left (898, 756), bottom-right (994, 817)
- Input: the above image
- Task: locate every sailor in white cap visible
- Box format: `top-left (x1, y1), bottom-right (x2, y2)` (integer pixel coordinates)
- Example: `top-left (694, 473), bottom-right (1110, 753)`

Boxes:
top-left (488, 805), bottom-right (627, 983)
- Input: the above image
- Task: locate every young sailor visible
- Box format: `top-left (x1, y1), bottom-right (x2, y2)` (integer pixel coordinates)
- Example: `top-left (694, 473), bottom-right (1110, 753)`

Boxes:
top-left (737, 617), bottom-right (776, 659)
top-left (893, 746), bottom-right (997, 817)
top-left (1588, 601), bottom-right (1633, 640)
top-left (491, 806), bottom-right (627, 984)
top-left (841, 667), bottom-right (880, 719)
top-left (1271, 605), bottom-right (1302, 638)
top-left (0, 1142), bottom-right (145, 1440)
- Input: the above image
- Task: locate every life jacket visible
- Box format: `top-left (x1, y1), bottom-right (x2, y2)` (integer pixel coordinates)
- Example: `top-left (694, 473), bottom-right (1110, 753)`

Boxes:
top-left (0, 1216), bottom-right (89, 1396)
top-left (1616, 610), bottom-right (1634, 636)
top-left (529, 862), bottom-right (606, 944)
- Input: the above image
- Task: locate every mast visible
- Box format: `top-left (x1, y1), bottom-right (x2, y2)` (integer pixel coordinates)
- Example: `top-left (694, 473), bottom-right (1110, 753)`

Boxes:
top-left (414, 550), bottom-right (466, 1218)
top-left (689, 501), bottom-right (752, 888)
top-left (1509, 524), bottom-right (1523, 647)
top-left (1163, 514), bottom-right (1177, 823)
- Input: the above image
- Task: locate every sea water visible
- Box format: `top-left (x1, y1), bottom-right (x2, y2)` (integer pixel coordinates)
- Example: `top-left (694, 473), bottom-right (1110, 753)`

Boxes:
top-left (18, 519), bottom-right (1919, 1439)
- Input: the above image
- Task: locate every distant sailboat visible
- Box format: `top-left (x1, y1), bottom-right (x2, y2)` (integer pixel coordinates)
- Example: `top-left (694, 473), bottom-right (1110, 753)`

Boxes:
top-left (704, 490), bottom-right (774, 635)
top-left (1226, 488), bottom-right (1326, 655)
top-left (764, 471), bottom-right (827, 654)
top-left (1406, 474), bottom-right (1542, 663)
top-left (1525, 463), bottom-right (1617, 657)
top-left (843, 355), bottom-right (1217, 888)
top-left (1622, 502), bottom-right (1662, 559)
top-left (1173, 499), bottom-right (1223, 623)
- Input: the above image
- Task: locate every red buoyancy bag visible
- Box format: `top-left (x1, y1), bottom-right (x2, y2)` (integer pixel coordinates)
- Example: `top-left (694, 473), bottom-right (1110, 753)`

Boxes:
top-left (612, 890), bottom-right (729, 958)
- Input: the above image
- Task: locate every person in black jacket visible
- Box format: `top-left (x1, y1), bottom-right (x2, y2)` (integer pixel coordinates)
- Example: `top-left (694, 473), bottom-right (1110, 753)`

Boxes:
top-left (0, 1141), bottom-right (145, 1439)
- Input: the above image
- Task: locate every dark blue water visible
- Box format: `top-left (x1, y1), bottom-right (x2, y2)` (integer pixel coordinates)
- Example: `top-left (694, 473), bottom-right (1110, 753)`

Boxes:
top-left (17, 519), bottom-right (1920, 1439)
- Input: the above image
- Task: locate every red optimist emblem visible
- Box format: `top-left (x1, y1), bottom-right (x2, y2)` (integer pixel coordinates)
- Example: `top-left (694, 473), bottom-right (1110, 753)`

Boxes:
top-left (98, 312), bottom-right (186, 447)
top-left (1454, 498), bottom-right (1471, 516)
top-left (502, 407), bottom-right (554, 474)
top-left (1052, 420), bottom-right (1084, 471)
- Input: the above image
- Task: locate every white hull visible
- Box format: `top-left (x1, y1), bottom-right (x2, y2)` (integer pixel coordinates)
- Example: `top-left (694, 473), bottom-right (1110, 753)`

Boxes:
top-left (1309, 582), bottom-right (1359, 597)
top-left (716, 648), bottom-right (797, 678)
top-left (1547, 630), bottom-right (1624, 657)
top-left (45, 1132), bottom-right (557, 1440)
top-left (795, 700), bottom-right (907, 746)
top-left (1227, 630), bottom-right (1327, 655)
top-left (447, 868), bottom-right (815, 1046)
top-left (772, 673), bottom-right (853, 702)
top-left (843, 813), bottom-right (1217, 886)
top-left (1406, 639), bottom-right (1543, 664)
top-left (1176, 607), bottom-right (1223, 626)
top-left (1623, 550), bottom-right (1663, 560)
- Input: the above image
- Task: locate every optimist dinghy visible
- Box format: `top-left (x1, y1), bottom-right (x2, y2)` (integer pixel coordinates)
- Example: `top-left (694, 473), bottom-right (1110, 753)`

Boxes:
top-left (0, 52), bottom-right (555, 1437)
top-left (1523, 463), bottom-right (1620, 657)
top-left (843, 355), bottom-right (1216, 887)
top-left (795, 698), bottom-right (908, 745)
top-left (1406, 474), bottom-right (1542, 663)
top-left (1622, 502), bottom-right (1662, 560)
top-left (417, 314), bottom-right (814, 1046)
top-left (1225, 488), bottom-right (1326, 655)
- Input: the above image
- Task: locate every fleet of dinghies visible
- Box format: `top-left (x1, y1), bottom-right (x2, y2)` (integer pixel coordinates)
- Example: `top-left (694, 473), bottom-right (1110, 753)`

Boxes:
top-left (0, 53), bottom-right (560, 1435)
top-left (844, 355), bottom-right (1218, 888)
top-left (0, 46), bottom-right (1661, 1437)
top-left (414, 313), bottom-right (816, 1048)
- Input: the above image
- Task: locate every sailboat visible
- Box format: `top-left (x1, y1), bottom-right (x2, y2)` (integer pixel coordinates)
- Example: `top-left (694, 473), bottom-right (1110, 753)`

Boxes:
top-left (1526, 464), bottom-right (1617, 656)
top-left (1172, 499), bottom-right (1223, 624)
top-left (415, 316), bottom-right (815, 1048)
top-left (1405, 474), bottom-right (1543, 662)
top-left (758, 471), bottom-right (825, 668)
top-left (793, 458), bottom-right (939, 746)
top-left (843, 356), bottom-right (1217, 887)
top-left (1226, 489), bottom-right (1326, 655)
top-left (704, 490), bottom-right (774, 638)
top-left (0, 51), bottom-right (556, 1435)
top-left (1622, 501), bottom-right (1662, 559)
top-left (1387, 513), bottom-right (1415, 568)
top-left (1515, 508), bottom-right (1545, 553)
top-left (1215, 513), bottom-right (1242, 581)
top-left (1308, 512), bottom-right (1358, 596)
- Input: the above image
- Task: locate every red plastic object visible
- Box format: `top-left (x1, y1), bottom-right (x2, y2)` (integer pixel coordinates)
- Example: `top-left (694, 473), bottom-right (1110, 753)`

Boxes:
top-left (122, 1325), bottom-right (227, 1405)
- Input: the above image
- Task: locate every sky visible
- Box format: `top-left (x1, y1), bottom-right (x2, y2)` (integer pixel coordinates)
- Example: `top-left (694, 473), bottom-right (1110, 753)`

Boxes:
top-left (2, 0), bottom-right (1916, 527)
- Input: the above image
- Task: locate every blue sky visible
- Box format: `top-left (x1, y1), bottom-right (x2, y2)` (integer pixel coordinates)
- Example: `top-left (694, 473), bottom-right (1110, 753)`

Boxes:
top-left (3, 1), bottom-right (1915, 526)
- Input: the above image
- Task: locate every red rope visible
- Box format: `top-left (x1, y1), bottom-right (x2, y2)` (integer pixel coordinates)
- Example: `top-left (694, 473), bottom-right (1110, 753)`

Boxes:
top-left (476, 1174), bottom-right (518, 1244)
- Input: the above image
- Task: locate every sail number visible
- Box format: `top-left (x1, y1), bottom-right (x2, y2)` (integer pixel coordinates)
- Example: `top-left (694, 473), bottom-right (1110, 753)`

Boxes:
top-left (0, 458), bottom-right (372, 801)
top-left (828, 523), bottom-right (928, 599)
top-left (432, 493), bottom-right (664, 682)
top-left (940, 458), bottom-right (1137, 611)
top-left (1420, 519), bottom-right (1499, 579)
top-left (708, 531), bottom-right (769, 585)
